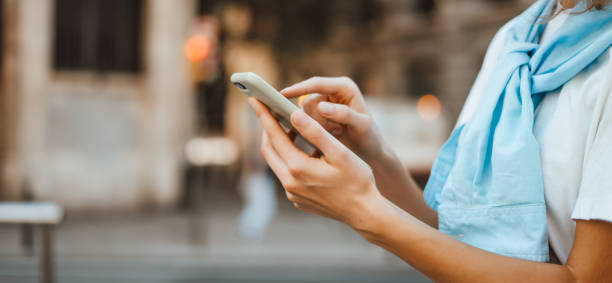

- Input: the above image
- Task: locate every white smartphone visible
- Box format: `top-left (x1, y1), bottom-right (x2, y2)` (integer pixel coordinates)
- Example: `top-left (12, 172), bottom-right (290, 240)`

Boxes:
top-left (231, 72), bottom-right (318, 154)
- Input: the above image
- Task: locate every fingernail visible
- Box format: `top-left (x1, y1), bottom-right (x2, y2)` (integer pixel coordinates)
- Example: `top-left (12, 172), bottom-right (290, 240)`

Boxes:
top-left (318, 102), bottom-right (334, 116)
top-left (291, 111), bottom-right (309, 127)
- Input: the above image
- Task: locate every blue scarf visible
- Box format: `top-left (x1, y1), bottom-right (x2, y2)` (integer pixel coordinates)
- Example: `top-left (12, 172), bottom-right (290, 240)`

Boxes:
top-left (424, 0), bottom-right (612, 261)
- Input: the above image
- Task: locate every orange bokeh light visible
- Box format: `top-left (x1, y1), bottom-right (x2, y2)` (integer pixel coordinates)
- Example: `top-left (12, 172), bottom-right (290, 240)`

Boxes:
top-left (184, 35), bottom-right (211, 62)
top-left (417, 94), bottom-right (441, 121)
top-left (297, 94), bottom-right (311, 107)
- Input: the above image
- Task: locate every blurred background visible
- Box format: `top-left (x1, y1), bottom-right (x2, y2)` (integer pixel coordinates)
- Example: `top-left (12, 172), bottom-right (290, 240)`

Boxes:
top-left (0, 0), bottom-right (531, 282)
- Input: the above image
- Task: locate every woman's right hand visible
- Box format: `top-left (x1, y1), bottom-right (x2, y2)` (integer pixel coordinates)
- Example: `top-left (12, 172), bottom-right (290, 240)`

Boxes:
top-left (281, 76), bottom-right (385, 162)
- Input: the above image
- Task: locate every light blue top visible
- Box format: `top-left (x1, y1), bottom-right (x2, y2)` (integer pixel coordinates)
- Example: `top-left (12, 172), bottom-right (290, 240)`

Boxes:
top-left (424, 0), bottom-right (612, 262)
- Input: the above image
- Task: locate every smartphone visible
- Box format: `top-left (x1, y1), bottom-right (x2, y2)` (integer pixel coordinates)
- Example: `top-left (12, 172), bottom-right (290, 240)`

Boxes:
top-left (231, 72), bottom-right (318, 154)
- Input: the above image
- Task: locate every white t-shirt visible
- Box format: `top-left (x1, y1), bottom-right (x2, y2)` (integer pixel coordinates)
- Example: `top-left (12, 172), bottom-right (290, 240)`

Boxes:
top-left (457, 11), bottom-right (612, 264)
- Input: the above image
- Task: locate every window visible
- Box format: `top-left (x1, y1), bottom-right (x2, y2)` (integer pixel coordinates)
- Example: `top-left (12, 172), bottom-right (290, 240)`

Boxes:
top-left (53, 0), bottom-right (143, 73)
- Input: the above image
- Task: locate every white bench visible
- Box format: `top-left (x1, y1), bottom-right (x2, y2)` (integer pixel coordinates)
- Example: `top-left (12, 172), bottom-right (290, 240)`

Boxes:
top-left (0, 202), bottom-right (63, 283)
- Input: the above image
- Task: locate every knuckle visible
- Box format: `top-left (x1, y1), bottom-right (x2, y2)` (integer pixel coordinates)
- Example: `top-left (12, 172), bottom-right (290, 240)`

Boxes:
top-left (285, 192), bottom-right (298, 202)
top-left (336, 105), bottom-right (351, 120)
top-left (287, 161), bottom-right (305, 177)
top-left (336, 149), bottom-right (352, 162)
top-left (283, 180), bottom-right (299, 193)
top-left (309, 76), bottom-right (323, 84)
top-left (340, 76), bottom-right (357, 88)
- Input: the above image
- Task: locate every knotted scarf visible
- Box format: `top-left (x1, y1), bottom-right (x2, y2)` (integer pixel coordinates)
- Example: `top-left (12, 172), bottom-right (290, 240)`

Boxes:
top-left (424, 0), bottom-right (612, 261)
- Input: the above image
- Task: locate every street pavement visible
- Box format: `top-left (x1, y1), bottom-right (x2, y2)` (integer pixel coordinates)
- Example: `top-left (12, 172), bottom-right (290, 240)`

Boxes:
top-left (0, 187), bottom-right (430, 283)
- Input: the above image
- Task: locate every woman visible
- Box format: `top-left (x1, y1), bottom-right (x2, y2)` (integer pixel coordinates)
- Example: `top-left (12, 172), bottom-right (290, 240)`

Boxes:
top-left (249, 0), bottom-right (612, 281)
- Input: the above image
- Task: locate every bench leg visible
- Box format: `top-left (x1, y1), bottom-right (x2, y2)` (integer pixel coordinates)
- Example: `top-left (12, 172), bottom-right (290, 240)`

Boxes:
top-left (39, 224), bottom-right (54, 283)
top-left (189, 166), bottom-right (211, 244)
top-left (20, 223), bottom-right (34, 256)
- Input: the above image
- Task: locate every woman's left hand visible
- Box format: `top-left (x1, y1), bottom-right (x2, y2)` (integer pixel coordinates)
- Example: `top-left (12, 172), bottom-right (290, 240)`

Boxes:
top-left (248, 97), bottom-right (385, 231)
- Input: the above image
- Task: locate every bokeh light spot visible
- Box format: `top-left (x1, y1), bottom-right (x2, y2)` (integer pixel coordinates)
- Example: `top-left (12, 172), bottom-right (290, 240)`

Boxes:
top-left (417, 94), bottom-right (441, 121)
top-left (297, 94), bottom-right (311, 107)
top-left (184, 35), bottom-right (211, 62)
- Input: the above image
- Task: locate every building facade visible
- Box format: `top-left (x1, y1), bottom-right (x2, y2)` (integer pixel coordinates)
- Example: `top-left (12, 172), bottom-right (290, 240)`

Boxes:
top-left (0, 0), bottom-right (195, 210)
top-left (0, 0), bottom-right (532, 211)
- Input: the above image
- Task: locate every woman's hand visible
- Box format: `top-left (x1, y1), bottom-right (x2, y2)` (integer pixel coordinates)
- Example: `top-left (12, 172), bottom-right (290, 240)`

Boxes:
top-left (248, 95), bottom-right (612, 283)
top-left (248, 97), bottom-right (385, 231)
top-left (281, 77), bottom-right (439, 228)
top-left (281, 77), bottom-right (385, 162)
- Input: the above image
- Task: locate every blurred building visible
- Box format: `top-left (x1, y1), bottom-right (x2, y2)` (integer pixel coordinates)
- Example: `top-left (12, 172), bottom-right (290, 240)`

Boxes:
top-left (0, 0), bottom-right (531, 211)
top-left (0, 0), bottom-right (195, 210)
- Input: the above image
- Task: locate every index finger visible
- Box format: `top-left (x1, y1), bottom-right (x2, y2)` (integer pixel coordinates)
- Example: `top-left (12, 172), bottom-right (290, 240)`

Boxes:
top-left (290, 110), bottom-right (352, 164)
top-left (280, 76), bottom-right (356, 100)
top-left (248, 97), bottom-right (318, 169)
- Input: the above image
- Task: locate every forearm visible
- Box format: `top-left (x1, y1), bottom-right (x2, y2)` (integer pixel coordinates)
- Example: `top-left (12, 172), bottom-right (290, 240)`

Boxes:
top-left (368, 143), bottom-right (438, 228)
top-left (359, 198), bottom-right (576, 283)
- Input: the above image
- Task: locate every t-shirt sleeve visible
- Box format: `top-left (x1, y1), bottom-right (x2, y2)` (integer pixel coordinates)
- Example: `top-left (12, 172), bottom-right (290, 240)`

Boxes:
top-left (571, 63), bottom-right (612, 223)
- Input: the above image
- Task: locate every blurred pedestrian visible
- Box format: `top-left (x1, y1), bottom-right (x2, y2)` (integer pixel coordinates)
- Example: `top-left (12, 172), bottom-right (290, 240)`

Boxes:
top-left (222, 3), bottom-right (279, 239)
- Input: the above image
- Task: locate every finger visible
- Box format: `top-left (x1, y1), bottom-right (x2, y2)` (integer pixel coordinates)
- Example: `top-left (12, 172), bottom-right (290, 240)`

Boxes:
top-left (249, 97), bottom-right (311, 163)
top-left (280, 76), bottom-right (356, 101)
top-left (290, 110), bottom-right (351, 163)
top-left (302, 94), bottom-right (343, 136)
top-left (294, 202), bottom-right (336, 220)
top-left (261, 132), bottom-right (302, 189)
top-left (317, 101), bottom-right (372, 134)
top-left (260, 132), bottom-right (290, 181)
top-left (249, 98), bottom-right (322, 179)
top-left (286, 191), bottom-right (336, 219)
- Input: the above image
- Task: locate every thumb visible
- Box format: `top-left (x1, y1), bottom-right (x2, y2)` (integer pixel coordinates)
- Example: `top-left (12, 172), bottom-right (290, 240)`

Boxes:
top-left (290, 110), bottom-right (350, 162)
top-left (317, 101), bottom-right (372, 134)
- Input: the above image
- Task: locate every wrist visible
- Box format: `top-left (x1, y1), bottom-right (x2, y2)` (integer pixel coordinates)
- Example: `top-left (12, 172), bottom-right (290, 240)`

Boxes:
top-left (365, 142), bottom-right (397, 170)
top-left (348, 187), bottom-right (395, 242)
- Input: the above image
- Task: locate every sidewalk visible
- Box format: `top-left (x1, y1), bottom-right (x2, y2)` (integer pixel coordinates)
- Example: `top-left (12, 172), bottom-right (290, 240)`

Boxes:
top-left (0, 188), bottom-right (430, 282)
